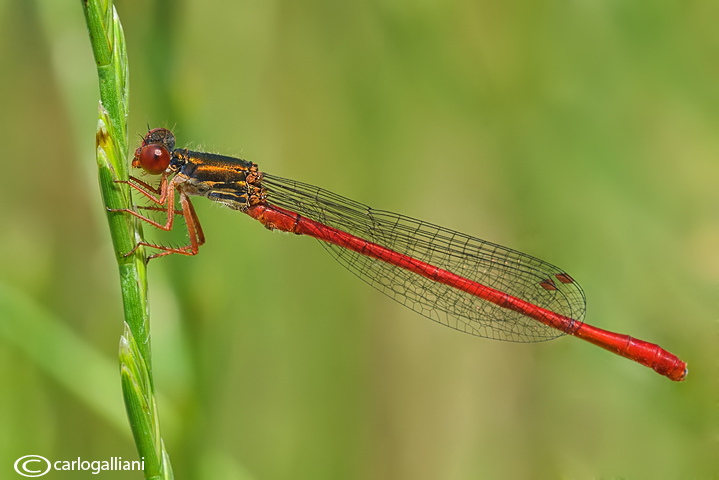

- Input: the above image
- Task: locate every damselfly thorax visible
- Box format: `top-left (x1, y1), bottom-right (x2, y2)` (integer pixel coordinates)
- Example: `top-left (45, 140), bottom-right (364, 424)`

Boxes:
top-left (169, 149), bottom-right (267, 210)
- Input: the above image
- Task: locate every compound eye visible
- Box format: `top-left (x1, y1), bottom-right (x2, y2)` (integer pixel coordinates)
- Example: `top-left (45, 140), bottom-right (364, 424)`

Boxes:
top-left (137, 144), bottom-right (171, 174)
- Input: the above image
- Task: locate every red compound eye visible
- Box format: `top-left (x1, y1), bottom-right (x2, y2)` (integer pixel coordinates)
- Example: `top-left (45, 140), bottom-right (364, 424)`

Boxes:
top-left (136, 144), bottom-right (171, 174)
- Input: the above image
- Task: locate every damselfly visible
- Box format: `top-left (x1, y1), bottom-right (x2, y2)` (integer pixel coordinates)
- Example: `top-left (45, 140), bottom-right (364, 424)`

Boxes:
top-left (111, 128), bottom-right (687, 381)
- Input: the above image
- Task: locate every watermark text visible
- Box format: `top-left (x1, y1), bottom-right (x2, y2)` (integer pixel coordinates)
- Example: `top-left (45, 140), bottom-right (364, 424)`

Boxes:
top-left (14, 455), bottom-right (144, 477)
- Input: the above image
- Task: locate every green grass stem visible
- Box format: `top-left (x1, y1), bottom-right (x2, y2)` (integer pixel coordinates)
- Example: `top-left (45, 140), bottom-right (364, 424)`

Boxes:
top-left (81, 1), bottom-right (172, 478)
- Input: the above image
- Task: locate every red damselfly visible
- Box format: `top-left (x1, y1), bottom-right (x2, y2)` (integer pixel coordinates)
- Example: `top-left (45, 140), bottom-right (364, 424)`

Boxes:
top-left (111, 128), bottom-right (687, 382)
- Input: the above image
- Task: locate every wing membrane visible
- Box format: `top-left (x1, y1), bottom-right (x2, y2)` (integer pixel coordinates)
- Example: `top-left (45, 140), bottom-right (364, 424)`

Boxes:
top-left (262, 174), bottom-right (586, 342)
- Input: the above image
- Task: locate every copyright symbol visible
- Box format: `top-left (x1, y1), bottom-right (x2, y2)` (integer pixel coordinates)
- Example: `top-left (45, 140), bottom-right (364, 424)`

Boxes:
top-left (14, 455), bottom-right (51, 477)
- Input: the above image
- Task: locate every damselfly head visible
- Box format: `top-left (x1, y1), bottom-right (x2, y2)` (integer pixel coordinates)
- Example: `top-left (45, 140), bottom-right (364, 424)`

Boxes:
top-left (132, 127), bottom-right (177, 174)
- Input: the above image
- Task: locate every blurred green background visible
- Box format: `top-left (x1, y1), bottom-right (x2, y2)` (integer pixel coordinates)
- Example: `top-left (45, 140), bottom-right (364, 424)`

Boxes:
top-left (0, 0), bottom-right (716, 478)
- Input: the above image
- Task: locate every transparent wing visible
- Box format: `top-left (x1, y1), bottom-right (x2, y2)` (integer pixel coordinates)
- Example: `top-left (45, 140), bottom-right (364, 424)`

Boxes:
top-left (262, 174), bottom-right (586, 342)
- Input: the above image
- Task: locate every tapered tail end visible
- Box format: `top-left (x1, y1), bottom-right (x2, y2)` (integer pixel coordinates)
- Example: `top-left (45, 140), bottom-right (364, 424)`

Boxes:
top-left (573, 323), bottom-right (688, 382)
top-left (655, 355), bottom-right (687, 382)
top-left (671, 364), bottom-right (688, 382)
